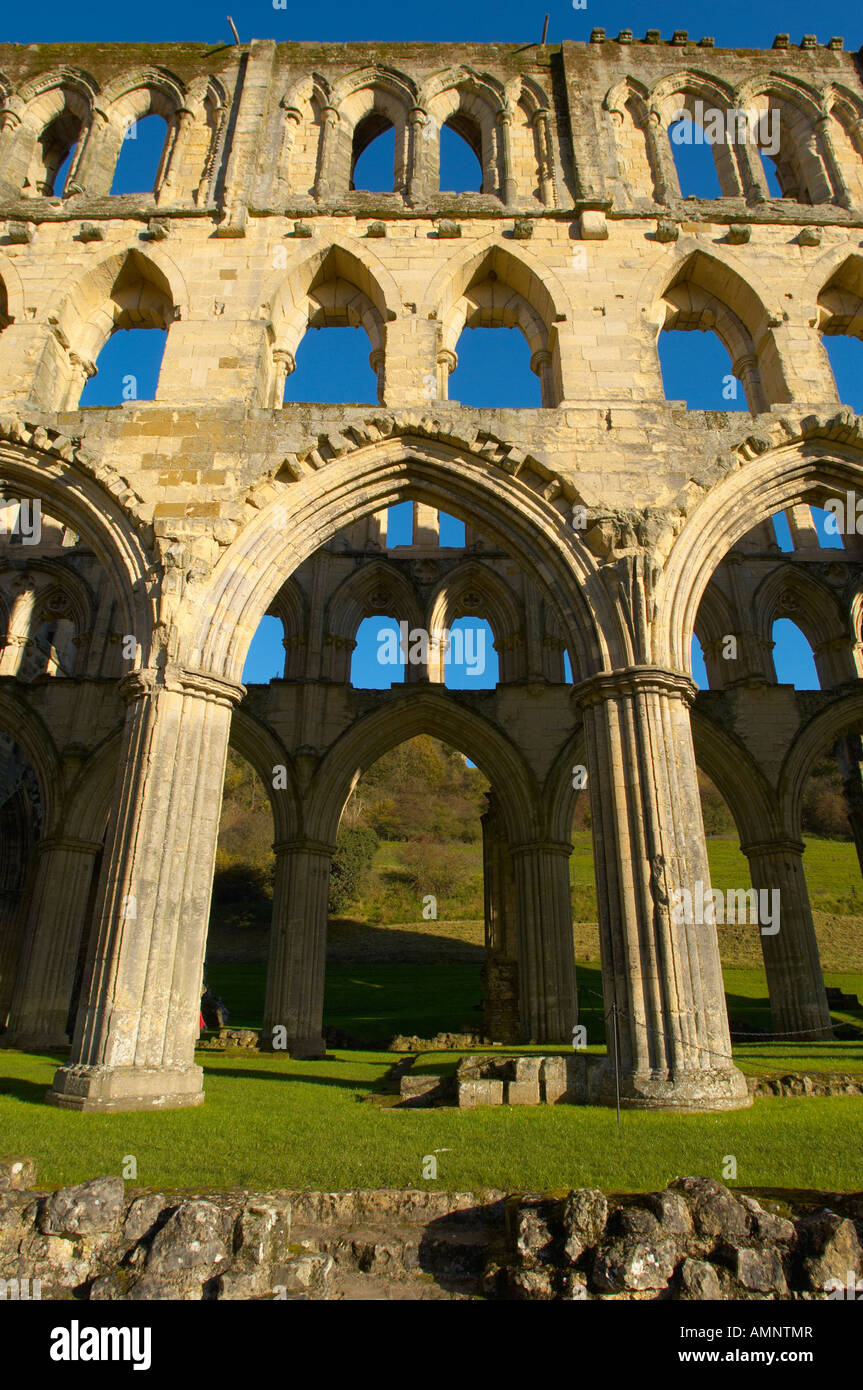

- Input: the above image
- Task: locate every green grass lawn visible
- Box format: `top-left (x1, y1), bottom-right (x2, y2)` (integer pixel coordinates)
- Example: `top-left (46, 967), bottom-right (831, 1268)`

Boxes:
top-left (1, 1047), bottom-right (861, 1194)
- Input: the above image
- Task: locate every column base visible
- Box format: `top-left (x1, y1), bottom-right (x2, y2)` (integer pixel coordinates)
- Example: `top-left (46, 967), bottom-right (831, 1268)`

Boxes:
top-left (592, 1059), bottom-right (752, 1112)
top-left (2, 1030), bottom-right (70, 1051)
top-left (260, 1033), bottom-right (326, 1060)
top-left (46, 1062), bottom-right (205, 1113)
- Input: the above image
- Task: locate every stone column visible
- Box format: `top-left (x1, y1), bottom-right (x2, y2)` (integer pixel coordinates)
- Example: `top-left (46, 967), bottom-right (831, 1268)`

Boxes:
top-left (532, 109), bottom-right (556, 206)
top-left (406, 106), bottom-right (429, 205)
top-left (273, 349), bottom-right (296, 407)
top-left (530, 349), bottom-right (554, 406)
top-left (742, 838), bottom-right (832, 1040)
top-left (46, 667), bottom-right (242, 1112)
top-left (510, 840), bottom-right (577, 1044)
top-left (645, 107), bottom-right (679, 205)
top-left (480, 793), bottom-right (520, 1042)
top-left (815, 116), bottom-right (853, 209)
top-left (578, 666), bottom-right (750, 1110)
top-left (731, 352), bottom-right (767, 413)
top-left (734, 114), bottom-right (770, 204)
top-left (436, 348), bottom-right (457, 402)
top-left (64, 108), bottom-right (112, 197)
top-left (262, 840), bottom-right (333, 1058)
top-left (156, 107), bottom-right (194, 202)
top-left (5, 837), bottom-right (102, 1048)
top-left (314, 105), bottom-right (341, 201)
top-left (495, 108), bottom-right (517, 205)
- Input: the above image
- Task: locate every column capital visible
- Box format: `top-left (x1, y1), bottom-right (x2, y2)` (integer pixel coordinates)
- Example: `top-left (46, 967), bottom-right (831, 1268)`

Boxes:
top-left (37, 835), bottom-right (103, 856)
top-left (510, 838), bottom-right (573, 859)
top-left (272, 838), bottom-right (336, 858)
top-left (573, 664), bottom-right (697, 707)
top-left (118, 666), bottom-right (246, 707)
top-left (741, 837), bottom-right (806, 858)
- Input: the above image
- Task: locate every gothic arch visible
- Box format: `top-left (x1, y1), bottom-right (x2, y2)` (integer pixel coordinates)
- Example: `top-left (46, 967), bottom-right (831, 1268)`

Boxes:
top-left (229, 706), bottom-right (301, 845)
top-left (815, 252), bottom-right (863, 341)
top-left (0, 426), bottom-right (155, 656)
top-left (327, 556), bottom-right (423, 645)
top-left (650, 245), bottom-right (788, 410)
top-left (778, 691), bottom-right (863, 838)
top-left (46, 245), bottom-right (186, 406)
top-left (690, 709), bottom-right (783, 845)
top-left (751, 562), bottom-right (850, 666)
top-left (188, 434), bottom-right (615, 688)
top-left (266, 236), bottom-right (402, 397)
top-left (422, 235), bottom-right (571, 403)
top-left (304, 689), bottom-right (542, 846)
top-left (425, 558), bottom-right (522, 682)
top-left (657, 425), bottom-right (863, 673)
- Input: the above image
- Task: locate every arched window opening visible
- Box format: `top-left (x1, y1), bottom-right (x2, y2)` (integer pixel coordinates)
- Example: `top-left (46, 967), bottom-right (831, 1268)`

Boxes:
top-left (771, 618), bottom-right (820, 689)
top-left (450, 327), bottom-right (541, 408)
top-left (440, 120), bottom-right (483, 192)
top-left (80, 326), bottom-right (168, 406)
top-left (386, 502), bottom-right (413, 548)
top-left (823, 335), bottom-right (863, 415)
top-left (760, 151), bottom-right (785, 198)
top-left (691, 633), bottom-right (709, 689)
top-left (668, 116), bottom-right (723, 198)
top-left (109, 112), bottom-right (169, 195)
top-left (242, 614), bottom-right (286, 684)
top-left (811, 505), bottom-right (845, 551)
top-left (442, 617), bottom-right (498, 690)
top-left (351, 615), bottom-right (406, 689)
top-left (0, 278), bottom-right (10, 333)
top-left (31, 111), bottom-right (83, 196)
top-left (563, 650), bottom-right (573, 684)
top-left (51, 137), bottom-right (80, 197)
top-left (772, 510), bottom-right (794, 552)
top-left (283, 325), bottom-right (378, 405)
top-left (351, 116), bottom-right (395, 191)
top-left (439, 512), bottom-right (466, 547)
top-left (658, 329), bottom-right (748, 411)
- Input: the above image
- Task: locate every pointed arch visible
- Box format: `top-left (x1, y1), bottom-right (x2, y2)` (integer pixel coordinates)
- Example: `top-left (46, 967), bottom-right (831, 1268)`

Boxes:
top-left (656, 427), bottom-right (863, 673)
top-left (426, 558), bottom-right (522, 682)
top-left (326, 556), bottom-right (424, 683)
top-left (304, 689), bottom-right (542, 846)
top-left (752, 562), bottom-right (856, 686)
top-left (646, 241), bottom-right (789, 410)
top-left (778, 691), bottom-right (863, 839)
top-left (187, 433), bottom-right (615, 687)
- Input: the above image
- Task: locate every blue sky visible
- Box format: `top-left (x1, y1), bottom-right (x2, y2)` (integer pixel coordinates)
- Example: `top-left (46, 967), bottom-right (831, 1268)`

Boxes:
top-left (43, 0), bottom-right (863, 692)
top-left (6, 0), bottom-right (860, 48)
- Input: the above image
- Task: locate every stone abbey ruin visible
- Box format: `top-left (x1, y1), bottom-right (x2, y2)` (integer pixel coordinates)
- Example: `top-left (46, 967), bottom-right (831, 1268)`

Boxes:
top-left (0, 29), bottom-right (862, 1115)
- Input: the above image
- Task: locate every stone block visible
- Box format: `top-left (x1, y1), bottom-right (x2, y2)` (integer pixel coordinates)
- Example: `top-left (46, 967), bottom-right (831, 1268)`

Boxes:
top-left (457, 1079), bottom-right (504, 1108)
top-left (505, 1080), bottom-right (541, 1105)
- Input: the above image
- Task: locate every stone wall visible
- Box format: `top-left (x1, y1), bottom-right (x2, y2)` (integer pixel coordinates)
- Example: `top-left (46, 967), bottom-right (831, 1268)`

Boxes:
top-left (1, 1161), bottom-right (860, 1301)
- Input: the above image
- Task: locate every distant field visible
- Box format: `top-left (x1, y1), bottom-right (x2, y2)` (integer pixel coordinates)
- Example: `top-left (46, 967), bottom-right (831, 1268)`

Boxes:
top-left (208, 832), bottom-right (863, 973)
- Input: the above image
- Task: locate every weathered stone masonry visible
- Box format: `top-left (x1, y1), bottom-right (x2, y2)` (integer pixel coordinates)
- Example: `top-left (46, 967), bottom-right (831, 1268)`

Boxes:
top-left (0, 33), bottom-right (862, 1111)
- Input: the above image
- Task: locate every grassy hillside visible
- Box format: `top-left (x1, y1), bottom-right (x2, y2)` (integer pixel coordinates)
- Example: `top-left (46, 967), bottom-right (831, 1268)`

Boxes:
top-left (209, 737), bottom-right (863, 974)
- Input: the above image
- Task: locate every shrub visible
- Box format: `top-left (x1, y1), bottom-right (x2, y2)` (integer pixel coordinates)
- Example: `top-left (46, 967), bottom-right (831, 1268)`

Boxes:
top-left (329, 825), bottom-right (380, 914)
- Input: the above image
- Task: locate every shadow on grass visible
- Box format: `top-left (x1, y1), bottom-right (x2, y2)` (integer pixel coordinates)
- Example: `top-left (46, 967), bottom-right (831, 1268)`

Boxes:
top-left (204, 1064), bottom-right (389, 1093)
top-left (0, 1077), bottom-right (52, 1105)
